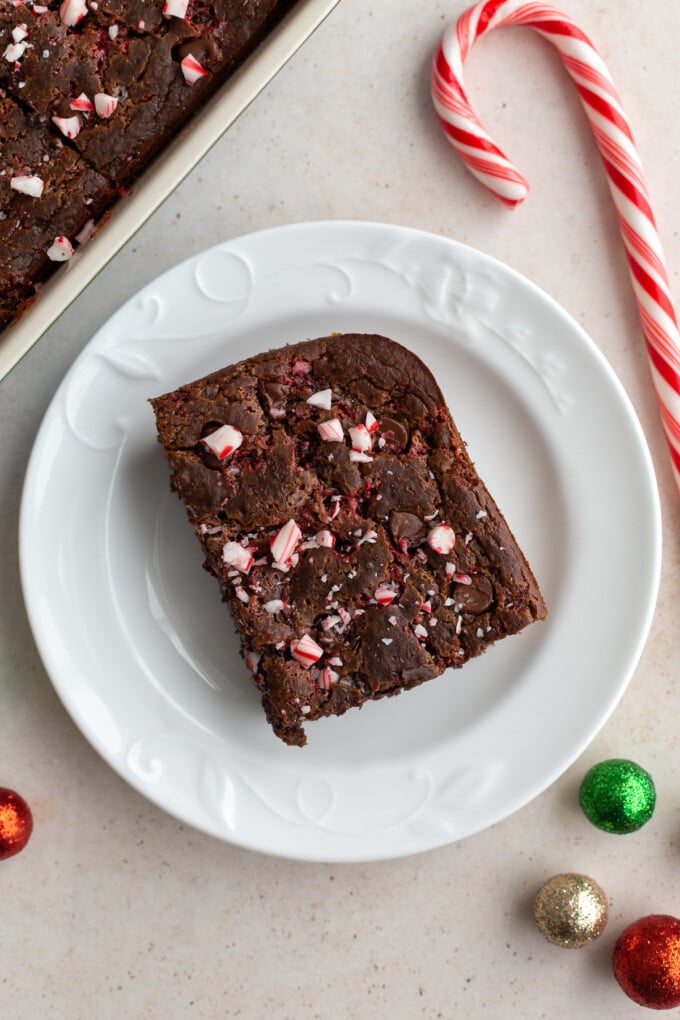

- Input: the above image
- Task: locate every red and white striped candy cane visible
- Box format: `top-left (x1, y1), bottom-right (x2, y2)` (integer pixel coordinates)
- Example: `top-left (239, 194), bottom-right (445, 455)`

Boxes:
top-left (431, 0), bottom-right (680, 491)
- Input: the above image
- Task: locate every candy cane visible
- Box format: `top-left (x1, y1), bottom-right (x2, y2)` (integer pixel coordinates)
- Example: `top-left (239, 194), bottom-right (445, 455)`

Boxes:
top-left (431, 0), bottom-right (680, 491)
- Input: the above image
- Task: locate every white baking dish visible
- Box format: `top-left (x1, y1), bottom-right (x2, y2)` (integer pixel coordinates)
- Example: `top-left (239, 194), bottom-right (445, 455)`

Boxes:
top-left (0, 0), bottom-right (340, 382)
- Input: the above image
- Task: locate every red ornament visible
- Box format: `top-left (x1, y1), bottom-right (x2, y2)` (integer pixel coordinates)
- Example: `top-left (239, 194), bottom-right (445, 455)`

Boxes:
top-left (0, 787), bottom-right (33, 860)
top-left (613, 914), bottom-right (680, 1010)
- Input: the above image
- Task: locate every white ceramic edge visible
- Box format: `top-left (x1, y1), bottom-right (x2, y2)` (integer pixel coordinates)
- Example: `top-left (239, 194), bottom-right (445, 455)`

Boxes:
top-left (18, 220), bottom-right (663, 863)
top-left (0, 0), bottom-right (341, 384)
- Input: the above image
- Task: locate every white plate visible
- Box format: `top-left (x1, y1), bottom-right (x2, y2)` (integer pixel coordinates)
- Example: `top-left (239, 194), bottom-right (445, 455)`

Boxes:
top-left (20, 221), bottom-right (661, 862)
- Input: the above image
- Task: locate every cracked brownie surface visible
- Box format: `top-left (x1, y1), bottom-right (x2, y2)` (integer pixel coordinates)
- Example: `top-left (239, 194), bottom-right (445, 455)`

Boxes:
top-left (150, 333), bottom-right (547, 746)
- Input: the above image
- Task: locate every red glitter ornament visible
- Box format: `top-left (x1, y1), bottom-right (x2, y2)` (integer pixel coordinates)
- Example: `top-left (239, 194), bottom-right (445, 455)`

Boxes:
top-left (0, 787), bottom-right (33, 860)
top-left (613, 914), bottom-right (680, 1010)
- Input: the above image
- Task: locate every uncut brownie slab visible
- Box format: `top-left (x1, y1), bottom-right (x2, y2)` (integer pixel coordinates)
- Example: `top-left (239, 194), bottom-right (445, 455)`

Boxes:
top-left (150, 333), bottom-right (547, 746)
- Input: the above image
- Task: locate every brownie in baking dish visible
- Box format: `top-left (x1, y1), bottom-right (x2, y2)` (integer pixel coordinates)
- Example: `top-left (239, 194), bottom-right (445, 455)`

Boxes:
top-left (0, 0), bottom-right (294, 329)
top-left (150, 333), bottom-right (547, 747)
top-left (0, 99), bottom-right (116, 326)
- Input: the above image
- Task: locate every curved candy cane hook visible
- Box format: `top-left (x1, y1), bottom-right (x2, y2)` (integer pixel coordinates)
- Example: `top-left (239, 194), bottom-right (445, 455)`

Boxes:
top-left (432, 0), bottom-right (680, 492)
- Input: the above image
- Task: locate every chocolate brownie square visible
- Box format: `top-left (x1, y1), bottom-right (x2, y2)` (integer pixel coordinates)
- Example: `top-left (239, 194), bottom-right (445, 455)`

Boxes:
top-left (150, 333), bottom-right (547, 746)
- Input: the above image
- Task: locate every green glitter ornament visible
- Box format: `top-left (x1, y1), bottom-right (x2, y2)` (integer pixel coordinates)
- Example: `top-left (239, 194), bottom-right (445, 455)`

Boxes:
top-left (579, 758), bottom-right (656, 834)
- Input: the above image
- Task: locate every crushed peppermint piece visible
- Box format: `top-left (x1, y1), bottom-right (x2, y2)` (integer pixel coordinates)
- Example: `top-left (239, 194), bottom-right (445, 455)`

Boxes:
top-left (59, 0), bottom-right (87, 26)
top-left (375, 587), bottom-right (397, 606)
top-left (453, 573), bottom-right (472, 585)
top-left (108, 23), bottom-right (119, 39)
top-left (33, 4), bottom-right (48, 10)
top-left (10, 174), bottom-right (44, 198)
top-left (423, 509), bottom-right (439, 522)
top-left (338, 607), bottom-right (351, 626)
top-left (245, 650), bottom-right (261, 673)
top-left (445, 562), bottom-right (456, 577)
top-left (414, 624), bottom-right (428, 640)
top-left (317, 418), bottom-right (343, 442)
top-left (234, 586), bottom-right (249, 604)
top-left (328, 656), bottom-right (343, 667)
top-left (4, 41), bottom-right (28, 61)
top-left (318, 666), bottom-right (338, 690)
top-left (74, 219), bottom-right (95, 245)
top-left (365, 410), bottom-right (379, 433)
top-left (476, 627), bottom-right (484, 638)
top-left (306, 388), bottom-right (332, 410)
top-left (163, 0), bottom-right (189, 17)
top-left (456, 615), bottom-right (463, 635)
top-left (357, 529), bottom-right (377, 546)
top-left (201, 423), bottom-right (243, 459)
top-left (388, 615), bottom-right (397, 626)
top-left (270, 519), bottom-right (302, 564)
top-left (94, 93), bottom-right (118, 119)
top-left (427, 523), bottom-right (456, 555)
top-left (51, 114), bottom-right (81, 139)
top-left (349, 423), bottom-right (371, 453)
top-left (12, 24), bottom-right (28, 42)
top-left (290, 634), bottom-right (323, 667)
top-left (444, 597), bottom-right (455, 607)
top-left (46, 235), bottom-right (73, 261)
top-left (70, 93), bottom-right (94, 112)
top-left (378, 437), bottom-right (386, 448)
top-left (476, 509), bottom-right (488, 519)
top-left (181, 54), bottom-right (208, 85)
top-left (263, 599), bottom-right (285, 614)
top-left (465, 532), bottom-right (474, 545)
top-left (315, 529), bottom-right (335, 548)
top-left (222, 541), bottom-right (253, 574)
top-left (381, 638), bottom-right (393, 646)
top-left (421, 600), bottom-right (432, 614)
top-left (349, 450), bottom-right (373, 463)
top-left (321, 615), bottom-right (341, 631)
top-left (429, 618), bottom-right (438, 627)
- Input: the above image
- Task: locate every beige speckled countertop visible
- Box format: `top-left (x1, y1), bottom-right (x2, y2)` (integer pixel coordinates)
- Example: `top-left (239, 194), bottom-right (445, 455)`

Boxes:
top-left (2, 1), bottom-right (679, 1017)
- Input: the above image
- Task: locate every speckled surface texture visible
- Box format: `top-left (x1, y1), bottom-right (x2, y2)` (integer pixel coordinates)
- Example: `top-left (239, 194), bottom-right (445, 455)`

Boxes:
top-left (1, 1), bottom-right (679, 1016)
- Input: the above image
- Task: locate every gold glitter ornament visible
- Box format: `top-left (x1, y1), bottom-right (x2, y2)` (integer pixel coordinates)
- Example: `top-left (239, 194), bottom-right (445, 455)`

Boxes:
top-left (533, 873), bottom-right (608, 949)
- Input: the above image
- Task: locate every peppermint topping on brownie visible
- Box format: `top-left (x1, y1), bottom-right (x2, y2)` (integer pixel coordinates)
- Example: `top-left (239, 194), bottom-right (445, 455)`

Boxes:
top-left (181, 54), bottom-right (208, 85)
top-left (59, 0), bottom-right (87, 26)
top-left (263, 599), bottom-right (286, 614)
top-left (163, 0), bottom-right (190, 18)
top-left (290, 635), bottom-right (323, 667)
top-left (200, 424), bottom-right (243, 459)
top-left (306, 388), bottom-right (332, 410)
top-left (315, 530), bottom-right (335, 548)
top-left (46, 236), bottom-right (73, 261)
top-left (94, 93), bottom-right (118, 119)
top-left (318, 666), bottom-right (338, 690)
top-left (3, 42), bottom-right (28, 62)
top-left (70, 93), bottom-right (94, 113)
top-left (427, 523), bottom-right (456, 555)
top-left (349, 423), bottom-right (371, 453)
top-left (365, 410), bottom-right (379, 433)
top-left (317, 418), bottom-right (344, 442)
top-left (10, 175), bottom-right (44, 198)
top-left (51, 115), bottom-right (81, 139)
top-left (270, 519), bottom-right (302, 564)
top-left (222, 541), bottom-right (254, 574)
